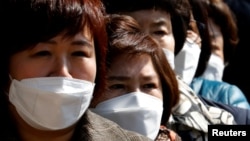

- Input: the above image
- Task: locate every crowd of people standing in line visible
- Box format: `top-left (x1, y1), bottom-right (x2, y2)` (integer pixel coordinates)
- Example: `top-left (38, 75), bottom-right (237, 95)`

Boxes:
top-left (99, 0), bottom-right (249, 140)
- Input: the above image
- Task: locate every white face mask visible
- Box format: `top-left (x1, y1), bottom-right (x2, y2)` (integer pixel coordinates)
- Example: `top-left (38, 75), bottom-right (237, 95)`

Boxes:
top-left (174, 40), bottom-right (201, 84)
top-left (90, 92), bottom-right (163, 140)
top-left (9, 77), bottom-right (95, 130)
top-left (201, 53), bottom-right (225, 81)
top-left (162, 48), bottom-right (175, 70)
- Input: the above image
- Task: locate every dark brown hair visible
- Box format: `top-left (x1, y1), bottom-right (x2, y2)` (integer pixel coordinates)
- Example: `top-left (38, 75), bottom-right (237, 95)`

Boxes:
top-left (188, 0), bottom-right (213, 77)
top-left (206, 0), bottom-right (239, 64)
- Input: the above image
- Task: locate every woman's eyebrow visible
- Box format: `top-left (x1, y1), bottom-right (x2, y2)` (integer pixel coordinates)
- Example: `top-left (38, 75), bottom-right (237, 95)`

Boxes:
top-left (141, 75), bottom-right (157, 81)
top-left (71, 38), bottom-right (93, 48)
top-left (41, 38), bottom-right (94, 48)
top-left (108, 76), bottom-right (130, 81)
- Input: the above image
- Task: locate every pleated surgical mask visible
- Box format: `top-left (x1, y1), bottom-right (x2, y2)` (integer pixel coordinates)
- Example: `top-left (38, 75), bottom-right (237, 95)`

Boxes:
top-left (201, 53), bottom-right (225, 81)
top-left (90, 92), bottom-right (163, 140)
top-left (174, 40), bottom-right (201, 84)
top-left (9, 77), bottom-right (95, 130)
top-left (162, 48), bottom-right (175, 70)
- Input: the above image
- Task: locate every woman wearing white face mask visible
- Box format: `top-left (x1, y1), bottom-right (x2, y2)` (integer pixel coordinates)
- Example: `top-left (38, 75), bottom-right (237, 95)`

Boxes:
top-left (200, 16), bottom-right (226, 82)
top-left (188, 0), bottom-right (250, 109)
top-left (201, 0), bottom-right (238, 82)
top-left (90, 14), bottom-right (181, 141)
top-left (0, 1), bottom-right (153, 141)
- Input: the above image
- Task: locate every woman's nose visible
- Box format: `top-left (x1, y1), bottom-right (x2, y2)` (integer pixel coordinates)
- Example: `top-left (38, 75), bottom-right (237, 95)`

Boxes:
top-left (127, 86), bottom-right (142, 93)
top-left (50, 57), bottom-right (72, 77)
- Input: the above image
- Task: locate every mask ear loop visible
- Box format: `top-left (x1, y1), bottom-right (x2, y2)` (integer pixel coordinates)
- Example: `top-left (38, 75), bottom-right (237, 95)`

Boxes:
top-left (9, 74), bottom-right (13, 81)
top-left (4, 74), bottom-right (13, 96)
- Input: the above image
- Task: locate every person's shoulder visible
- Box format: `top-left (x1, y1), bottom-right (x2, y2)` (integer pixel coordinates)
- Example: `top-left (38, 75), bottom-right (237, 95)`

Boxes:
top-left (86, 110), bottom-right (153, 141)
top-left (192, 77), bottom-right (230, 88)
top-left (195, 77), bottom-right (244, 91)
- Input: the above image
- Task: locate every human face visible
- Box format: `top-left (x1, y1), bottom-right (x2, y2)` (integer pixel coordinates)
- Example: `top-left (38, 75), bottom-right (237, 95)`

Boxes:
top-left (208, 18), bottom-right (224, 62)
top-left (9, 27), bottom-right (96, 82)
top-left (99, 54), bottom-right (163, 103)
top-left (126, 9), bottom-right (175, 53)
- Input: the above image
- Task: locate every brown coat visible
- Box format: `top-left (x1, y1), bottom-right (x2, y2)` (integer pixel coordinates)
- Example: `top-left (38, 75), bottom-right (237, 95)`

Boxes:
top-left (87, 110), bottom-right (153, 141)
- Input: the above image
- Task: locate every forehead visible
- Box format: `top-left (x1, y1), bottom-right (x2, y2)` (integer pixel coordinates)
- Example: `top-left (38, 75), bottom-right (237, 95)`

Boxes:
top-left (125, 9), bottom-right (172, 29)
top-left (79, 24), bottom-right (93, 41)
top-left (109, 54), bottom-right (157, 75)
top-left (53, 24), bottom-right (94, 46)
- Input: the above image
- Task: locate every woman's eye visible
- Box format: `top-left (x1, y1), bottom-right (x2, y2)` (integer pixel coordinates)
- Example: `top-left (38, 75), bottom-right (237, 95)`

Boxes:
top-left (34, 51), bottom-right (51, 56)
top-left (108, 84), bottom-right (125, 90)
top-left (143, 83), bottom-right (157, 89)
top-left (153, 30), bottom-right (167, 36)
top-left (72, 51), bottom-right (88, 57)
